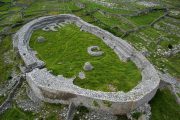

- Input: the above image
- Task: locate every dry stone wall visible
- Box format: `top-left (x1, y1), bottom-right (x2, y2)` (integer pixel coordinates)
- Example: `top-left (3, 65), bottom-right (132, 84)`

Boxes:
top-left (13, 14), bottom-right (160, 115)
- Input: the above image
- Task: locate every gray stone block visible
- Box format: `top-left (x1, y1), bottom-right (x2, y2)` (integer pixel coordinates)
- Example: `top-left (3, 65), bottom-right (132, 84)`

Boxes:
top-left (83, 62), bottom-right (94, 71)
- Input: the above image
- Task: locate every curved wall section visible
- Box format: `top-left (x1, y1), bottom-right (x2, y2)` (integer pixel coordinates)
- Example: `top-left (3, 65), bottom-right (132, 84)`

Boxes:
top-left (13, 14), bottom-right (160, 114)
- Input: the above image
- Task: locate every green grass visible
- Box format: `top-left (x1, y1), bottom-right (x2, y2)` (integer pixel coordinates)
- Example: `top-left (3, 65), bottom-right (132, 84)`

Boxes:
top-left (132, 112), bottom-right (142, 119)
top-left (25, 0), bottom-right (79, 15)
top-left (0, 105), bottom-right (35, 120)
top-left (0, 4), bottom-right (10, 11)
top-left (43, 102), bottom-right (65, 120)
top-left (150, 88), bottom-right (180, 120)
top-left (165, 54), bottom-right (180, 78)
top-left (0, 96), bottom-right (6, 104)
top-left (103, 100), bottom-right (112, 107)
top-left (1, 13), bottom-right (22, 24)
top-left (127, 11), bottom-right (163, 26)
top-left (124, 25), bottom-right (180, 78)
top-left (93, 11), bottom-right (135, 31)
top-left (0, 95), bottom-right (65, 120)
top-left (0, 102), bottom-right (65, 120)
top-left (80, 0), bottom-right (134, 14)
top-left (73, 106), bottom-right (89, 120)
top-left (93, 100), bottom-right (99, 107)
top-left (0, 36), bottom-right (13, 83)
top-left (30, 24), bottom-right (141, 92)
top-left (0, 35), bottom-right (21, 84)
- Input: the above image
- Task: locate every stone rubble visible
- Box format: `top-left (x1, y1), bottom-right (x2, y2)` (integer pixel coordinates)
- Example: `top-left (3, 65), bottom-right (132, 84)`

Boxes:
top-left (82, 110), bottom-right (118, 120)
top-left (127, 103), bottom-right (151, 120)
top-left (164, 44), bottom-right (180, 57)
top-left (89, 0), bottom-right (117, 8)
top-left (137, 1), bottom-right (159, 7)
top-left (0, 75), bottom-right (22, 114)
top-left (75, 2), bottom-right (85, 9)
top-left (3, 50), bottom-right (14, 64)
top-left (78, 71), bottom-right (86, 80)
top-left (16, 99), bottom-right (41, 112)
top-left (37, 36), bottom-right (46, 43)
top-left (83, 62), bottom-right (94, 71)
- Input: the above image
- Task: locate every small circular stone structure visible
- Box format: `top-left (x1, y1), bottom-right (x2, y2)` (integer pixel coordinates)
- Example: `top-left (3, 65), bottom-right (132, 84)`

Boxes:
top-left (87, 46), bottom-right (104, 57)
top-left (13, 14), bottom-right (160, 115)
top-left (83, 62), bottom-right (94, 71)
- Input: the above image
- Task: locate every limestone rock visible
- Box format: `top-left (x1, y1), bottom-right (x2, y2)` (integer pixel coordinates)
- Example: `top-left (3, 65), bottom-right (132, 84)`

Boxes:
top-left (83, 62), bottom-right (94, 71)
top-left (78, 71), bottom-right (86, 79)
top-left (138, 114), bottom-right (146, 120)
top-left (37, 36), bottom-right (46, 43)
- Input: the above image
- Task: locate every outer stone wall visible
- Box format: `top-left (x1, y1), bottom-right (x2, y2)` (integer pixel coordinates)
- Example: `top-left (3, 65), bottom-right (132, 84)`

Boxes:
top-left (13, 14), bottom-right (160, 115)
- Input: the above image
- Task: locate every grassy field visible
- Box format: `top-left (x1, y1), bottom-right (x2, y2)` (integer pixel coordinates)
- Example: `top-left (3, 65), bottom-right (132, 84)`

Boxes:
top-left (0, 105), bottom-right (34, 120)
top-left (0, 36), bottom-right (14, 83)
top-left (30, 24), bottom-right (141, 92)
top-left (150, 88), bottom-right (180, 120)
top-left (0, 102), bottom-right (65, 120)
top-left (127, 11), bottom-right (164, 26)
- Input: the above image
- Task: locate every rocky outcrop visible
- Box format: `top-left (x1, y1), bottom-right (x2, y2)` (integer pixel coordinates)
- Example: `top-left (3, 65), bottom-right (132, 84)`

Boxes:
top-left (0, 75), bottom-right (22, 114)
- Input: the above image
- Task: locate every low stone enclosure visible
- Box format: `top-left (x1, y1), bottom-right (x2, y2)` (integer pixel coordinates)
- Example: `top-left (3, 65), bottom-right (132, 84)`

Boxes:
top-left (13, 14), bottom-right (160, 115)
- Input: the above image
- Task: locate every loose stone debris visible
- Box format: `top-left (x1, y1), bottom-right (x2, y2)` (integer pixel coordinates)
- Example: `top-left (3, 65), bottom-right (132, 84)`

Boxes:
top-left (37, 36), bottom-right (46, 43)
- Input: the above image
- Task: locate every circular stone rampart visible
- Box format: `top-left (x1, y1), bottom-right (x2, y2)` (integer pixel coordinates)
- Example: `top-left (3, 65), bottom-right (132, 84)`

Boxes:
top-left (13, 14), bottom-right (160, 115)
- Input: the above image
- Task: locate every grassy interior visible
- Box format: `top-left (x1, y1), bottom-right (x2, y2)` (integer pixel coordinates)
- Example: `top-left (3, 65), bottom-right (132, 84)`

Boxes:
top-left (30, 24), bottom-right (141, 92)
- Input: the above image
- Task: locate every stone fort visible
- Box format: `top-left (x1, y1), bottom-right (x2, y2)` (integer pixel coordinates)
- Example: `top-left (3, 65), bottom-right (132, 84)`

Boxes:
top-left (13, 14), bottom-right (160, 115)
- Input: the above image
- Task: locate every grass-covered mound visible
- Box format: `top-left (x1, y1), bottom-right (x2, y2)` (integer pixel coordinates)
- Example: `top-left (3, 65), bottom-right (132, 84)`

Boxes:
top-left (30, 24), bottom-right (141, 92)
